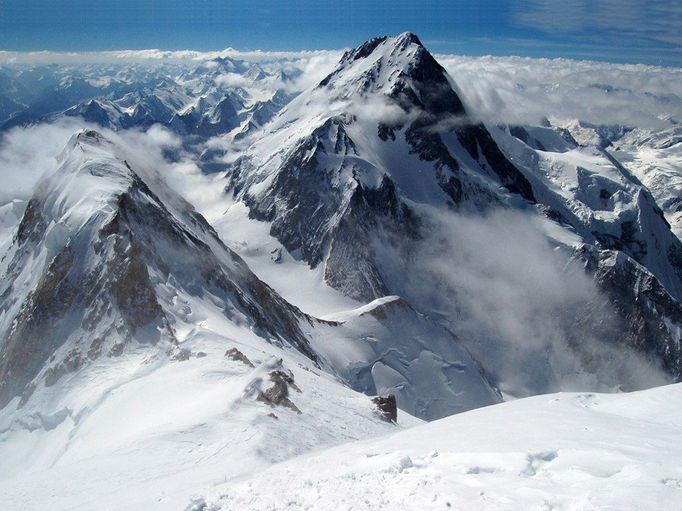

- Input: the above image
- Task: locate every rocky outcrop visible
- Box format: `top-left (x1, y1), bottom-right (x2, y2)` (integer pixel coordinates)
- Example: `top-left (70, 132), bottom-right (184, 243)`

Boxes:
top-left (256, 363), bottom-right (302, 414)
top-left (225, 347), bottom-right (254, 368)
top-left (372, 394), bottom-right (397, 423)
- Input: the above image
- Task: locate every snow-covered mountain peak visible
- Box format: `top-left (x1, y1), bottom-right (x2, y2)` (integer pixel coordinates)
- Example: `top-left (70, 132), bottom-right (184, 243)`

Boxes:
top-left (58, 129), bottom-right (115, 161)
top-left (336, 32), bottom-right (423, 67)
top-left (224, 33), bottom-right (539, 305)
top-left (317, 32), bottom-right (465, 118)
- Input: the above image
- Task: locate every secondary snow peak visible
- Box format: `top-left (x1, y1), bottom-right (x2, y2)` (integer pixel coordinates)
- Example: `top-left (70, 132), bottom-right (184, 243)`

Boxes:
top-left (0, 133), bottom-right (323, 410)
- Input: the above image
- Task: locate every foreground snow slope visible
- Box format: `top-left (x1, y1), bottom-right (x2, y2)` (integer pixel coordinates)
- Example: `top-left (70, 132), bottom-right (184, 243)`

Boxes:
top-left (0, 332), bottom-right (412, 511)
top-left (199, 383), bottom-right (682, 510)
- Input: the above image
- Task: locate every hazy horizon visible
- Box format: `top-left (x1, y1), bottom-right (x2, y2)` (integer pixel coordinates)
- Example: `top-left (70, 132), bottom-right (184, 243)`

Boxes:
top-left (1, 0), bottom-right (680, 66)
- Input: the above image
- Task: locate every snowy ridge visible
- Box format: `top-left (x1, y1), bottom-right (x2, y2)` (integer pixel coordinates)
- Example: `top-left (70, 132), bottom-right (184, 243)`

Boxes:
top-left (0, 130), bottom-right (431, 510)
top-left (0, 330), bottom-right (411, 510)
top-left (320, 295), bottom-right (402, 322)
top-left (0, 129), bottom-right (318, 409)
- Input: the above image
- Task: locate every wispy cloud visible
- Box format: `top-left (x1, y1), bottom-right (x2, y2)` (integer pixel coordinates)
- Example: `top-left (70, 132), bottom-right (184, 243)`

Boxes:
top-left (378, 208), bottom-right (670, 395)
top-left (0, 120), bottom-right (207, 208)
top-left (511, 0), bottom-right (682, 63)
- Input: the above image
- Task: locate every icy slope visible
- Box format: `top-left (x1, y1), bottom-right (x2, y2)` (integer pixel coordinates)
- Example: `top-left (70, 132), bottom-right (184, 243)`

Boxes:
top-left (573, 245), bottom-right (682, 380)
top-left (611, 127), bottom-right (682, 240)
top-left (557, 121), bottom-right (682, 240)
top-left (496, 123), bottom-right (682, 305)
top-left (311, 296), bottom-right (500, 420)
top-left (199, 383), bottom-right (682, 511)
top-left (493, 123), bottom-right (682, 382)
top-left (212, 202), bottom-right (501, 420)
top-left (0, 128), bottom-right (498, 431)
top-left (0, 130), bottom-right (431, 510)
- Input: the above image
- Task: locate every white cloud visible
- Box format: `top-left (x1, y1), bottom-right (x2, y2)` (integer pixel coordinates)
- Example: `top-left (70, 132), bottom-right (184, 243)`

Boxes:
top-left (143, 124), bottom-right (182, 149)
top-left (347, 95), bottom-right (414, 125)
top-left (215, 72), bottom-right (256, 89)
top-left (0, 119), bottom-right (83, 202)
top-left (5, 45), bottom-right (678, 133)
top-left (0, 48), bottom-right (343, 66)
top-left (512, 0), bottom-right (682, 48)
top-left (438, 54), bottom-right (682, 129)
top-left (379, 208), bottom-right (670, 395)
top-left (0, 121), bottom-right (189, 203)
top-left (276, 53), bottom-right (344, 92)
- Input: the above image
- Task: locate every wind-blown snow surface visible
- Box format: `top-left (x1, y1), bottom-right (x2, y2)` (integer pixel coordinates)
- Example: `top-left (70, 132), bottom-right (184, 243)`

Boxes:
top-left (198, 383), bottom-right (682, 511)
top-left (0, 330), bottom-right (412, 510)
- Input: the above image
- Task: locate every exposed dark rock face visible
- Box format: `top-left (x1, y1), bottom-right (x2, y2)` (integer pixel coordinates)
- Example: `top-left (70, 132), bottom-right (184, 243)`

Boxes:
top-left (454, 124), bottom-right (535, 202)
top-left (231, 115), bottom-right (420, 302)
top-left (372, 394), bottom-right (397, 423)
top-left (324, 177), bottom-right (419, 301)
top-left (14, 198), bottom-right (47, 246)
top-left (240, 118), bottom-right (357, 268)
top-left (0, 244), bottom-right (77, 406)
top-left (0, 183), bottom-right (171, 408)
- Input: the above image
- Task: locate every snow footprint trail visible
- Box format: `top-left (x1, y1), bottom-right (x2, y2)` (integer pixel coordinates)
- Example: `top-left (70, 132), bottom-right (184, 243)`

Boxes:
top-left (521, 450), bottom-right (559, 477)
top-left (199, 385), bottom-right (682, 510)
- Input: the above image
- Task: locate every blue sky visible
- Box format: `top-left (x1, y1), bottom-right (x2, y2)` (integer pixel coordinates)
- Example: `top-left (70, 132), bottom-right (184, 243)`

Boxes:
top-left (1, 0), bottom-right (680, 65)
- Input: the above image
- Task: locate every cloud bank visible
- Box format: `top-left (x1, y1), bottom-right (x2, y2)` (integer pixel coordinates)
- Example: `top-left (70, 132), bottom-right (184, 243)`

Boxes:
top-left (0, 48), bottom-right (343, 66)
top-left (438, 54), bottom-right (682, 129)
top-left (0, 120), bottom-right (216, 210)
